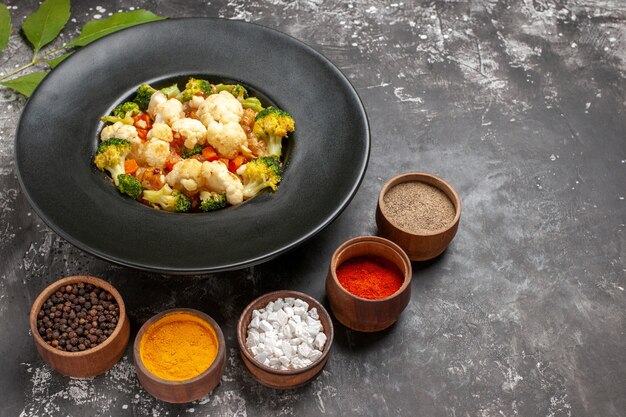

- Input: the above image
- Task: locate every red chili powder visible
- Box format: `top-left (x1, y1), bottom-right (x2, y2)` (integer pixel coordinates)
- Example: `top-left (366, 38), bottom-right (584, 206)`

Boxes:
top-left (336, 256), bottom-right (404, 300)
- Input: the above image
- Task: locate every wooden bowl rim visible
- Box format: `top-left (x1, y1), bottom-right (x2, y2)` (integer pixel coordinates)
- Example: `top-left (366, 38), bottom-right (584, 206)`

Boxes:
top-left (237, 290), bottom-right (334, 376)
top-left (29, 275), bottom-right (128, 358)
top-left (329, 235), bottom-right (413, 303)
top-left (378, 172), bottom-right (462, 236)
top-left (133, 308), bottom-right (226, 386)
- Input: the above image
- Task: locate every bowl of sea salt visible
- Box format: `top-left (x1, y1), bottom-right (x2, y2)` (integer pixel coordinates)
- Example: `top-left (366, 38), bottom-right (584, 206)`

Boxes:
top-left (237, 290), bottom-right (334, 389)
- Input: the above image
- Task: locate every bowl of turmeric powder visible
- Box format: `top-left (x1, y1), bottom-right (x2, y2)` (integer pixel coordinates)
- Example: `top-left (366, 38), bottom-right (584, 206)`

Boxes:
top-left (133, 308), bottom-right (226, 403)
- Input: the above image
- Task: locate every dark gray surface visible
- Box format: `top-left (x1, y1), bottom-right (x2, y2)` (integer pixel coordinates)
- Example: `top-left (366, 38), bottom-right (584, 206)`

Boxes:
top-left (0, 0), bottom-right (624, 416)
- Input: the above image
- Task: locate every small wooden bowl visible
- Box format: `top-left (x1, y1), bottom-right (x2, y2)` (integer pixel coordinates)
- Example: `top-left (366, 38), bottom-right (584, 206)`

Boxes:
top-left (29, 275), bottom-right (131, 378)
top-left (376, 172), bottom-right (461, 261)
top-left (237, 291), bottom-right (334, 389)
top-left (133, 308), bottom-right (226, 403)
top-left (325, 236), bottom-right (412, 332)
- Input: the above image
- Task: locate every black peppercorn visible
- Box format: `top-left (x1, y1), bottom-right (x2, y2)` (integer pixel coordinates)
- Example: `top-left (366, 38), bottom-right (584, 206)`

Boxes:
top-left (36, 282), bottom-right (119, 352)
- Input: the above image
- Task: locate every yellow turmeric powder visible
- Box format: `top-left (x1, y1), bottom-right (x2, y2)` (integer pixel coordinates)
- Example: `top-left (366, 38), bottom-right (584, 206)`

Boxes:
top-left (139, 312), bottom-right (219, 381)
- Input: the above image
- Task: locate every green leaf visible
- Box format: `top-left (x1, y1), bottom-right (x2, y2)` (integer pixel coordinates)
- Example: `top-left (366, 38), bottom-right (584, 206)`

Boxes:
top-left (0, 71), bottom-right (47, 97)
top-left (0, 3), bottom-right (11, 54)
top-left (46, 51), bottom-right (72, 68)
top-left (21, 0), bottom-right (70, 56)
top-left (67, 10), bottom-right (165, 47)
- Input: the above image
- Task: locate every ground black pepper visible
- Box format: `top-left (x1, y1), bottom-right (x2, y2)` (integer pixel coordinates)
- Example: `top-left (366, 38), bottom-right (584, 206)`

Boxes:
top-left (382, 181), bottom-right (456, 233)
top-left (36, 282), bottom-right (119, 352)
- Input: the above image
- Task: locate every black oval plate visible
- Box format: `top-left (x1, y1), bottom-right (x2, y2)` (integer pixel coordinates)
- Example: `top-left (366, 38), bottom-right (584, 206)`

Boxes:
top-left (15, 18), bottom-right (370, 275)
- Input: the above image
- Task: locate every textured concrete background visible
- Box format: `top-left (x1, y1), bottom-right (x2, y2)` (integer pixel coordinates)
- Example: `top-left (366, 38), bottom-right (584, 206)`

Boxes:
top-left (0, 0), bottom-right (624, 416)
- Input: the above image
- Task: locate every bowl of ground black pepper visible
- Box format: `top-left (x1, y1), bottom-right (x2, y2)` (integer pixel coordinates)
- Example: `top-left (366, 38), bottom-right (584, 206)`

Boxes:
top-left (326, 236), bottom-right (412, 332)
top-left (29, 275), bottom-right (130, 378)
top-left (376, 172), bottom-right (461, 261)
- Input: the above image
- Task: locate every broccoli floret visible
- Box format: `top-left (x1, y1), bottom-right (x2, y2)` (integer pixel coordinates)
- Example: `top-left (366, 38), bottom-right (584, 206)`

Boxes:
top-left (181, 78), bottom-right (213, 101)
top-left (241, 97), bottom-right (264, 112)
top-left (101, 101), bottom-right (140, 125)
top-left (237, 157), bottom-right (283, 199)
top-left (112, 102), bottom-right (140, 118)
top-left (231, 84), bottom-right (247, 99)
top-left (142, 184), bottom-right (191, 213)
top-left (134, 83), bottom-right (157, 111)
top-left (253, 108), bottom-right (295, 158)
top-left (116, 174), bottom-right (143, 199)
top-left (215, 83), bottom-right (247, 99)
top-left (181, 144), bottom-right (204, 159)
top-left (93, 138), bottom-right (131, 185)
top-left (160, 83), bottom-right (181, 99)
top-left (199, 191), bottom-right (227, 212)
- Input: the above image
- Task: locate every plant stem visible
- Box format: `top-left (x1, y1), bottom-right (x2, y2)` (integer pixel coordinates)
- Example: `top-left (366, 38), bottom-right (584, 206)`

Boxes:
top-left (40, 45), bottom-right (70, 60)
top-left (0, 45), bottom-right (71, 82)
top-left (0, 62), bottom-right (36, 82)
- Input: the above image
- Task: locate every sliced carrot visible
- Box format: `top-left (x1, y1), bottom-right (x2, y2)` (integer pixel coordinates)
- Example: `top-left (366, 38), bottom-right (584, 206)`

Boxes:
top-left (218, 158), bottom-right (229, 166)
top-left (172, 130), bottom-right (185, 147)
top-left (124, 159), bottom-right (139, 174)
top-left (202, 145), bottom-right (219, 161)
top-left (166, 152), bottom-right (183, 171)
top-left (133, 113), bottom-right (152, 130)
top-left (137, 128), bottom-right (148, 141)
top-left (190, 154), bottom-right (206, 162)
top-left (228, 155), bottom-right (246, 173)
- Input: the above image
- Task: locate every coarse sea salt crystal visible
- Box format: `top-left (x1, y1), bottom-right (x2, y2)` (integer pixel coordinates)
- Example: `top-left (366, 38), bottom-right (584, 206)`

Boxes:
top-left (245, 297), bottom-right (326, 370)
top-left (277, 309), bottom-right (288, 326)
top-left (309, 350), bottom-right (323, 362)
top-left (298, 343), bottom-right (312, 357)
top-left (281, 341), bottom-right (292, 357)
top-left (259, 320), bottom-right (273, 332)
top-left (314, 333), bottom-right (327, 350)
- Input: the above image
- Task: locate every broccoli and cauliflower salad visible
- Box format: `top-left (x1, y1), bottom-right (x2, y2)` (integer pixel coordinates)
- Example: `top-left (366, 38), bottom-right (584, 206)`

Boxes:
top-left (93, 78), bottom-right (295, 213)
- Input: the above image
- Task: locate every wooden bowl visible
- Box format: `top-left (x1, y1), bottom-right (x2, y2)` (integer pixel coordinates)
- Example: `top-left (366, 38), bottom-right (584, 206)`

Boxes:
top-left (325, 236), bottom-right (412, 332)
top-left (237, 291), bottom-right (334, 389)
top-left (376, 172), bottom-right (461, 261)
top-left (29, 275), bottom-right (131, 378)
top-left (133, 308), bottom-right (226, 403)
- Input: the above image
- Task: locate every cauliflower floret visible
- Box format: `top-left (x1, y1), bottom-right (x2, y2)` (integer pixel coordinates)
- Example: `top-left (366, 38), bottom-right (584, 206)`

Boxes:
top-left (187, 95), bottom-right (205, 109)
top-left (197, 91), bottom-right (243, 126)
top-left (171, 118), bottom-right (207, 150)
top-left (100, 122), bottom-right (142, 160)
top-left (166, 159), bottom-right (203, 193)
top-left (138, 139), bottom-right (170, 169)
top-left (148, 91), bottom-right (167, 120)
top-left (201, 161), bottom-right (244, 206)
top-left (205, 121), bottom-right (247, 159)
top-left (156, 98), bottom-right (185, 126)
top-left (148, 91), bottom-right (184, 126)
top-left (146, 123), bottom-right (173, 143)
top-left (100, 121), bottom-right (139, 142)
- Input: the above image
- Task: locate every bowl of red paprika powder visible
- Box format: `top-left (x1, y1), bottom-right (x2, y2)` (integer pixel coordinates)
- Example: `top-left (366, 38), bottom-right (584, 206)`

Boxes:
top-left (325, 236), bottom-right (412, 332)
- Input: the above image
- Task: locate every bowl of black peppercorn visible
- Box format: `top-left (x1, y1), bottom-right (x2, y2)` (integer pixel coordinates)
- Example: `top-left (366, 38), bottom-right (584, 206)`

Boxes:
top-left (29, 275), bottom-right (130, 377)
